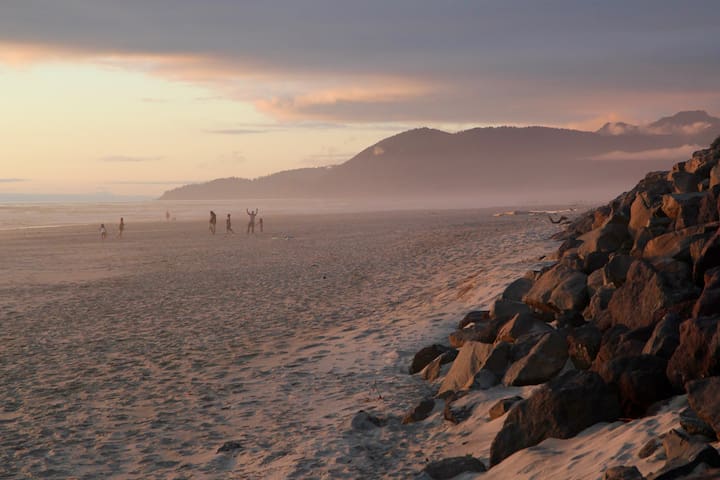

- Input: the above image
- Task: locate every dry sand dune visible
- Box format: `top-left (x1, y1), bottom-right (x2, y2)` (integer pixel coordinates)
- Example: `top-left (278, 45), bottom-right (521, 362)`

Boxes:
top-left (1, 210), bottom-right (558, 479)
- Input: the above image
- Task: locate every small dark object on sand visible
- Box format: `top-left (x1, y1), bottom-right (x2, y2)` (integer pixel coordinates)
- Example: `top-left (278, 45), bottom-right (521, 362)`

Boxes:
top-left (217, 441), bottom-right (243, 454)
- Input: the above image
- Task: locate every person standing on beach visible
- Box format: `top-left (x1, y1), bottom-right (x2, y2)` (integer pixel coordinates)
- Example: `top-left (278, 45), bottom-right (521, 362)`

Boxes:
top-left (166, 210), bottom-right (170, 221)
top-left (209, 211), bottom-right (217, 235)
top-left (118, 217), bottom-right (125, 238)
top-left (226, 214), bottom-right (234, 234)
top-left (246, 208), bottom-right (258, 234)
top-left (100, 224), bottom-right (107, 240)
top-left (258, 217), bottom-right (263, 233)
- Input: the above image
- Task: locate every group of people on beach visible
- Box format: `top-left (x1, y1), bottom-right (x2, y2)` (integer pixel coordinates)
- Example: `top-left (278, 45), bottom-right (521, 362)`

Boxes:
top-left (98, 209), bottom-right (263, 240)
top-left (99, 218), bottom-right (124, 240)
top-left (209, 209), bottom-right (262, 235)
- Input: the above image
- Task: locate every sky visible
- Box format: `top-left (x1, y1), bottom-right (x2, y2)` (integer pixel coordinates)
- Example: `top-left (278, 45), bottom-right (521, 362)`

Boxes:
top-left (0, 0), bottom-right (718, 198)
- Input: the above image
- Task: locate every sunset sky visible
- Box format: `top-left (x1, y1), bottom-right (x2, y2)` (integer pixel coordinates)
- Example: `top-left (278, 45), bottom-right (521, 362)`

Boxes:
top-left (1, 0), bottom-right (718, 198)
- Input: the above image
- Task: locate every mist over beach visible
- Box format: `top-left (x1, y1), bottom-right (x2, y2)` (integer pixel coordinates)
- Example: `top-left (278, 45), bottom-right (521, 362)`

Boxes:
top-left (3, 1), bottom-right (720, 479)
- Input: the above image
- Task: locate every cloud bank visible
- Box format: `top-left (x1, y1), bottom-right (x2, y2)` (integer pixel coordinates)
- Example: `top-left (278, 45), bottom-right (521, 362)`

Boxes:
top-left (0, 0), bottom-right (718, 125)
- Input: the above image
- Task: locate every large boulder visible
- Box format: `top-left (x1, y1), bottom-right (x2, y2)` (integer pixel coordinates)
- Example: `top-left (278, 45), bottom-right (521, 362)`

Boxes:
top-left (457, 310), bottom-right (490, 330)
top-left (401, 398), bottom-right (435, 424)
top-left (488, 396), bottom-right (523, 420)
top-left (489, 370), bottom-right (621, 466)
top-left (591, 326), bottom-right (646, 373)
top-left (503, 331), bottom-right (568, 386)
top-left (567, 323), bottom-right (603, 370)
top-left (629, 191), bottom-right (655, 239)
top-left (603, 254), bottom-right (635, 287)
top-left (587, 268), bottom-right (606, 297)
top-left (693, 267), bottom-right (720, 318)
top-left (668, 171), bottom-right (702, 194)
top-left (604, 466), bottom-right (645, 480)
top-left (596, 355), bottom-right (673, 418)
top-left (661, 193), bottom-right (707, 229)
top-left (666, 316), bottom-right (720, 391)
top-left (501, 277), bottom-right (535, 302)
top-left (523, 263), bottom-right (588, 313)
top-left (409, 344), bottom-right (453, 374)
top-left (679, 407), bottom-right (716, 438)
top-left (651, 428), bottom-right (720, 480)
top-left (607, 259), bottom-right (698, 330)
top-left (694, 230), bottom-right (720, 285)
top-left (642, 225), bottom-right (715, 263)
top-left (423, 456), bottom-right (487, 479)
top-left (449, 320), bottom-right (503, 347)
top-left (577, 220), bottom-right (631, 259)
top-left (687, 377), bottom-right (720, 440)
top-left (495, 313), bottom-right (552, 343)
top-left (490, 298), bottom-right (534, 322)
top-left (686, 148), bottom-right (719, 178)
top-left (421, 351), bottom-right (458, 382)
top-left (643, 313), bottom-right (681, 360)
top-left (438, 341), bottom-right (509, 396)
top-left (584, 285), bottom-right (616, 321)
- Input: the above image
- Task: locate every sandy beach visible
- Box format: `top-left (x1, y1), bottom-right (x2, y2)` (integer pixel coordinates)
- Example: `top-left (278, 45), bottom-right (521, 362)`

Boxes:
top-left (1, 209), bottom-right (558, 479)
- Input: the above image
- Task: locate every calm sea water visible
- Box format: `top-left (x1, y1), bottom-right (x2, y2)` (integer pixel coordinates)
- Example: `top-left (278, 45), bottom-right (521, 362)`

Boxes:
top-left (0, 199), bottom-right (368, 231)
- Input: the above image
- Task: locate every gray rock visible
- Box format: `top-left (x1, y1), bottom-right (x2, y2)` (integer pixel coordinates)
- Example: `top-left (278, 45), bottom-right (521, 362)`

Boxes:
top-left (351, 410), bottom-right (385, 431)
top-left (608, 259), bottom-right (698, 330)
top-left (490, 298), bottom-right (534, 322)
top-left (423, 456), bottom-right (486, 479)
top-left (524, 263), bottom-right (588, 313)
top-left (488, 396), bottom-right (523, 420)
top-left (217, 441), bottom-right (243, 453)
top-left (667, 319), bottom-right (720, 391)
top-left (639, 438), bottom-right (662, 459)
top-left (472, 369), bottom-right (498, 390)
top-left (503, 331), bottom-right (568, 386)
top-left (438, 341), bottom-right (494, 396)
top-left (603, 254), bottom-right (636, 287)
top-left (421, 351), bottom-right (456, 382)
top-left (410, 344), bottom-right (452, 374)
top-left (651, 429), bottom-right (720, 480)
top-left (687, 377), bottom-right (720, 439)
top-left (680, 408), bottom-right (716, 439)
top-left (501, 277), bottom-right (535, 302)
top-left (643, 314), bottom-right (681, 360)
top-left (458, 310), bottom-right (490, 330)
top-left (401, 398), bottom-right (435, 424)
top-left (604, 466), bottom-right (645, 480)
top-left (495, 313), bottom-right (552, 343)
top-left (568, 324), bottom-right (603, 370)
top-left (596, 355), bottom-right (673, 418)
top-left (490, 370), bottom-right (621, 466)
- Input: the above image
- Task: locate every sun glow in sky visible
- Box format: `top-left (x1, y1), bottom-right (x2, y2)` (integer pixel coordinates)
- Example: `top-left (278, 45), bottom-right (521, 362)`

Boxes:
top-left (0, 0), bottom-right (718, 198)
top-left (0, 61), bottom-right (405, 197)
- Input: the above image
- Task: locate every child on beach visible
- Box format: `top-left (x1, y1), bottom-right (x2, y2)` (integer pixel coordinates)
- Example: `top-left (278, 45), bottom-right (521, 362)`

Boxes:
top-left (259, 217), bottom-right (263, 233)
top-left (100, 224), bottom-right (107, 240)
top-left (118, 218), bottom-right (125, 238)
top-left (226, 214), bottom-right (234, 234)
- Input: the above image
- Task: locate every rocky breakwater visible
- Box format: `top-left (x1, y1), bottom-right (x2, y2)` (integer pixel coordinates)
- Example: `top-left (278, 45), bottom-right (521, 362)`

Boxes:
top-left (398, 137), bottom-right (720, 479)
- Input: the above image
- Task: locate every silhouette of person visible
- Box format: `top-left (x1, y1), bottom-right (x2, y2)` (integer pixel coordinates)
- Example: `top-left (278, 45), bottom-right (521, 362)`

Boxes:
top-left (246, 208), bottom-right (258, 234)
top-left (166, 210), bottom-right (170, 221)
top-left (226, 213), bottom-right (234, 234)
top-left (100, 224), bottom-right (107, 240)
top-left (118, 217), bottom-right (125, 238)
top-left (258, 217), bottom-right (263, 233)
top-left (209, 211), bottom-right (217, 235)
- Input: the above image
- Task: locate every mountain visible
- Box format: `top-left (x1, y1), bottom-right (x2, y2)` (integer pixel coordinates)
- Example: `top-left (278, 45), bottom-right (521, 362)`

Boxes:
top-left (160, 111), bottom-right (720, 204)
